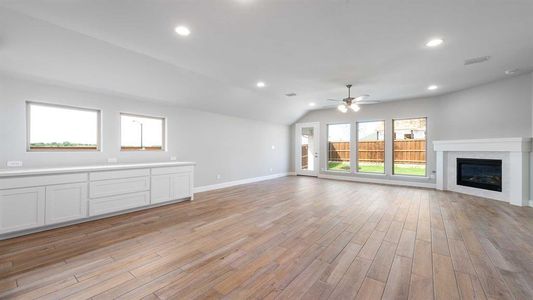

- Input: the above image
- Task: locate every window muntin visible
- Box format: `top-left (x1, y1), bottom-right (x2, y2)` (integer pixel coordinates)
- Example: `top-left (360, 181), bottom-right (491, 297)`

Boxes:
top-left (357, 121), bottom-right (385, 173)
top-left (327, 124), bottom-right (351, 172)
top-left (120, 114), bottom-right (165, 151)
top-left (393, 118), bottom-right (427, 176)
top-left (27, 102), bottom-right (100, 151)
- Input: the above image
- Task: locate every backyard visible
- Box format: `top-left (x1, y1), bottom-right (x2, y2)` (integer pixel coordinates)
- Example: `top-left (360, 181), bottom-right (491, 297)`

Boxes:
top-left (327, 161), bottom-right (426, 176)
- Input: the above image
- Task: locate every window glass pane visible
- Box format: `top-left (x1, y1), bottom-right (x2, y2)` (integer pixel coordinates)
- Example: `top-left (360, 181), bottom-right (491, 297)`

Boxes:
top-left (393, 118), bottom-right (427, 176)
top-left (300, 127), bottom-right (314, 171)
top-left (121, 114), bottom-right (164, 151)
top-left (357, 121), bottom-right (385, 173)
top-left (28, 103), bottom-right (99, 150)
top-left (327, 124), bottom-right (350, 171)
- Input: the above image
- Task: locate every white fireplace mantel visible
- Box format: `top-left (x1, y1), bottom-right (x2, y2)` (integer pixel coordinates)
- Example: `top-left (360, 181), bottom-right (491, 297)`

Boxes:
top-left (433, 137), bottom-right (532, 206)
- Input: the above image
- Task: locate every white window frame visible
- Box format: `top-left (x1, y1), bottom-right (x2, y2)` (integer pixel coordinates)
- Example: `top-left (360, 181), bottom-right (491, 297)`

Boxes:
top-left (119, 112), bottom-right (166, 152)
top-left (356, 120), bottom-right (386, 174)
top-left (325, 122), bottom-right (352, 173)
top-left (392, 117), bottom-right (428, 177)
top-left (26, 101), bottom-right (102, 152)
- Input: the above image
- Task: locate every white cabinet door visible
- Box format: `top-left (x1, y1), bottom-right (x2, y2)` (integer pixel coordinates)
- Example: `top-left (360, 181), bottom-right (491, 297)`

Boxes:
top-left (151, 174), bottom-right (172, 204)
top-left (45, 183), bottom-right (88, 225)
top-left (0, 187), bottom-right (45, 234)
top-left (151, 173), bottom-right (192, 204)
top-left (171, 173), bottom-right (192, 200)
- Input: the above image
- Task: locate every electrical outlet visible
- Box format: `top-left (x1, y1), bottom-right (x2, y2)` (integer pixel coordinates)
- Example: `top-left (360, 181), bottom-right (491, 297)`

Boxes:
top-left (271, 145), bottom-right (276, 150)
top-left (269, 167), bottom-right (273, 172)
top-left (107, 158), bottom-right (118, 163)
top-left (6, 161), bottom-right (23, 167)
top-left (216, 174), bottom-right (221, 180)
top-left (170, 156), bottom-right (177, 161)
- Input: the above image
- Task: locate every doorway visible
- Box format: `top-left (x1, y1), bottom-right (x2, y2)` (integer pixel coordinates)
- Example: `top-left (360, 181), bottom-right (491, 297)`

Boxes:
top-left (295, 122), bottom-right (320, 176)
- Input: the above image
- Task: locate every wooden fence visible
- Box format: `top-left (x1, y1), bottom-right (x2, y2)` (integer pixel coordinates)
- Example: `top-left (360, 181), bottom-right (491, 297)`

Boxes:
top-left (393, 140), bottom-right (426, 164)
top-left (328, 139), bottom-right (426, 165)
top-left (301, 145), bottom-right (308, 169)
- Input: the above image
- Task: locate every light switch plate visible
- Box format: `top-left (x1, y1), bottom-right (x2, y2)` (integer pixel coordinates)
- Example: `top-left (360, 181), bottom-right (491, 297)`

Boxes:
top-left (6, 161), bottom-right (23, 167)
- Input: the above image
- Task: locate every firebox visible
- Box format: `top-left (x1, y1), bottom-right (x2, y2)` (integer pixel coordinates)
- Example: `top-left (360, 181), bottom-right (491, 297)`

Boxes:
top-left (456, 158), bottom-right (502, 192)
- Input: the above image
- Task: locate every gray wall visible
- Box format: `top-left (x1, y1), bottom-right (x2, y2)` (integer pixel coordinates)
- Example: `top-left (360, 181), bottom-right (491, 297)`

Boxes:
top-left (0, 75), bottom-right (290, 187)
top-left (291, 73), bottom-right (533, 185)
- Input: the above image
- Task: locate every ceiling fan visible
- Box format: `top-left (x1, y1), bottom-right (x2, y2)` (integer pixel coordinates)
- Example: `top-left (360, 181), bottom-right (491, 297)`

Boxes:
top-left (328, 84), bottom-right (379, 113)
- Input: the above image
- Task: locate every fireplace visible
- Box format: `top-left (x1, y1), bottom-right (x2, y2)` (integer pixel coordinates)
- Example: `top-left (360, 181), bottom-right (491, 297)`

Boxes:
top-left (456, 158), bottom-right (502, 192)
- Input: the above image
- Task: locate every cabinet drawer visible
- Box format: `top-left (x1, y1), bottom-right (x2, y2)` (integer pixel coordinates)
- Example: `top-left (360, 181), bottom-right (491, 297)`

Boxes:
top-left (0, 173), bottom-right (87, 190)
top-left (151, 166), bottom-right (194, 176)
top-left (89, 176), bottom-right (150, 198)
top-left (0, 187), bottom-right (45, 234)
top-left (89, 191), bottom-right (150, 216)
top-left (89, 169), bottom-right (149, 181)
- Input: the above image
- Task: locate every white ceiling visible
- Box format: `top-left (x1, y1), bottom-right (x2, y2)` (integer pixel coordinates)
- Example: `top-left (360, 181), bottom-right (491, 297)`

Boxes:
top-left (1, 0), bottom-right (533, 124)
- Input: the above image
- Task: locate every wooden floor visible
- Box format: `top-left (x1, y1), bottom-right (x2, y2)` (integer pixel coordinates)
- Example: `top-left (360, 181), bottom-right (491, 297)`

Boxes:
top-left (1, 177), bottom-right (533, 300)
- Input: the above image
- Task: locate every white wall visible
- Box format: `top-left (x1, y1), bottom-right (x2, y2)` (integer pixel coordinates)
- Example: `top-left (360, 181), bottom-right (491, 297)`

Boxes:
top-left (291, 73), bottom-right (533, 185)
top-left (0, 75), bottom-right (290, 187)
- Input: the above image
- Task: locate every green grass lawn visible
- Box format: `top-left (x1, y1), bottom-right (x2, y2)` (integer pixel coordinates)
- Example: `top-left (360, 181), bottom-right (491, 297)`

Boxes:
top-left (393, 164), bottom-right (426, 176)
top-left (327, 161), bottom-right (350, 171)
top-left (358, 164), bottom-right (385, 173)
top-left (327, 161), bottom-right (426, 176)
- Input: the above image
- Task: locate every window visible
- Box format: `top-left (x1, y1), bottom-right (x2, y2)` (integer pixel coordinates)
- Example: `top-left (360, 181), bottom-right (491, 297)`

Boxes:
top-left (357, 121), bottom-right (385, 173)
top-left (121, 114), bottom-right (165, 151)
top-left (27, 102), bottom-right (100, 151)
top-left (393, 118), bottom-right (427, 176)
top-left (327, 124), bottom-right (350, 171)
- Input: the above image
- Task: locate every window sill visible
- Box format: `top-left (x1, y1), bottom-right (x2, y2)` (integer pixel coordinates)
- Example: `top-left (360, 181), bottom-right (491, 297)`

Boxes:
top-left (391, 174), bottom-right (430, 180)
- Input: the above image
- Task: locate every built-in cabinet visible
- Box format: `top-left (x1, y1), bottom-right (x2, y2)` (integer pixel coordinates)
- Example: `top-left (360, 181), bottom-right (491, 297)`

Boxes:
top-left (0, 162), bottom-right (194, 238)
top-left (0, 187), bottom-right (45, 234)
top-left (45, 183), bottom-right (88, 225)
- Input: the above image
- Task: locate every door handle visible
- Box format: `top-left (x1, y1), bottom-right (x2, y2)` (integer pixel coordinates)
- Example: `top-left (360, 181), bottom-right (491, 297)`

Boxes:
top-left (314, 153), bottom-right (318, 158)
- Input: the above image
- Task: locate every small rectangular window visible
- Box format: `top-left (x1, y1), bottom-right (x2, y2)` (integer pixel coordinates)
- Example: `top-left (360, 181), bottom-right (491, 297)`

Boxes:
top-left (327, 124), bottom-right (350, 172)
top-left (27, 102), bottom-right (100, 151)
top-left (121, 113), bottom-right (165, 151)
top-left (393, 118), bottom-right (427, 176)
top-left (357, 121), bottom-right (385, 173)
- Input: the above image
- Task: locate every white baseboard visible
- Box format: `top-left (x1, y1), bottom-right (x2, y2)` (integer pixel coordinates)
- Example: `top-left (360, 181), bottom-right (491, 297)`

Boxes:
top-left (288, 172), bottom-right (297, 176)
top-left (318, 173), bottom-right (436, 189)
top-left (194, 173), bottom-right (289, 193)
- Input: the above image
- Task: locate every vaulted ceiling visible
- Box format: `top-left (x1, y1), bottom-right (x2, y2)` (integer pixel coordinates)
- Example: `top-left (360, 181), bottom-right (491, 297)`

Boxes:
top-left (1, 0), bottom-right (532, 124)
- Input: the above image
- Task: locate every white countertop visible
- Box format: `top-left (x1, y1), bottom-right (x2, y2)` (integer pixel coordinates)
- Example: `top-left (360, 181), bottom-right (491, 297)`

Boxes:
top-left (0, 161), bottom-right (196, 178)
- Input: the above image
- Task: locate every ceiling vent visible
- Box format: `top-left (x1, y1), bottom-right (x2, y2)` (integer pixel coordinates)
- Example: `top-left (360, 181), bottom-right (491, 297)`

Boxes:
top-left (285, 93), bottom-right (297, 97)
top-left (464, 56), bottom-right (491, 65)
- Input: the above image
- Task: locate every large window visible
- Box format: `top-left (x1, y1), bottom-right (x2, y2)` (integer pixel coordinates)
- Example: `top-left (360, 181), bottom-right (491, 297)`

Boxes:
top-left (327, 124), bottom-right (350, 171)
top-left (357, 121), bottom-right (385, 173)
top-left (393, 118), bottom-right (427, 176)
top-left (27, 102), bottom-right (100, 151)
top-left (121, 114), bottom-right (165, 151)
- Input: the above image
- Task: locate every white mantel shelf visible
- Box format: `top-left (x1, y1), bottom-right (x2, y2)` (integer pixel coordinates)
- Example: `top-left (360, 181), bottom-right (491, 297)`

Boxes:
top-left (433, 137), bottom-right (532, 152)
top-left (433, 137), bottom-right (531, 207)
top-left (0, 161), bottom-right (196, 178)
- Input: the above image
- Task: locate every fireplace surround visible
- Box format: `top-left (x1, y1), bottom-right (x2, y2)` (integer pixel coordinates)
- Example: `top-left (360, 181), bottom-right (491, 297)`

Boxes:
top-left (433, 138), bottom-right (531, 207)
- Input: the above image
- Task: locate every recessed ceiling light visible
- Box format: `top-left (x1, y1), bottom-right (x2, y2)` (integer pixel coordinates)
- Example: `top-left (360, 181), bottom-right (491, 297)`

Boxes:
top-left (256, 81), bottom-right (266, 88)
top-left (427, 85), bottom-right (439, 90)
top-left (174, 26), bottom-right (191, 36)
top-left (309, 102), bottom-right (316, 107)
top-left (426, 38), bottom-right (444, 47)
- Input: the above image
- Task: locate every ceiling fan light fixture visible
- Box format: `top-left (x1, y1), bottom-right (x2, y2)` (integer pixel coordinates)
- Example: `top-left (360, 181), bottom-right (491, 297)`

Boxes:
top-left (337, 104), bottom-right (348, 113)
top-left (350, 103), bottom-right (360, 112)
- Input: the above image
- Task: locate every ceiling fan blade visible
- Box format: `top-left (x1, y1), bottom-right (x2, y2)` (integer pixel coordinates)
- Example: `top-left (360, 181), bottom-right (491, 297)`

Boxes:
top-left (357, 100), bottom-right (380, 105)
top-left (327, 99), bottom-right (342, 102)
top-left (354, 94), bottom-right (370, 101)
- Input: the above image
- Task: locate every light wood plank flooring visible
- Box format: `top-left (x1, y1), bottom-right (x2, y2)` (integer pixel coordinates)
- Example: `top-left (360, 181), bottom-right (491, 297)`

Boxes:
top-left (1, 176), bottom-right (532, 299)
